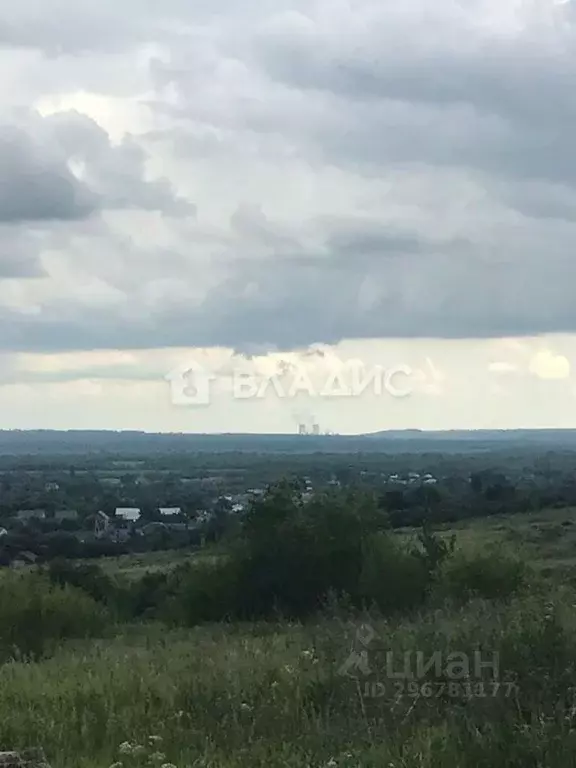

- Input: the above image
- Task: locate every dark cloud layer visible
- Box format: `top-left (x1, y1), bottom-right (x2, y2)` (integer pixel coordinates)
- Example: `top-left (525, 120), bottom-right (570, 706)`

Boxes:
top-left (0, 112), bottom-right (194, 227)
top-left (0, 0), bottom-right (576, 353)
top-left (0, 124), bottom-right (96, 223)
top-left (0, 215), bottom-right (574, 352)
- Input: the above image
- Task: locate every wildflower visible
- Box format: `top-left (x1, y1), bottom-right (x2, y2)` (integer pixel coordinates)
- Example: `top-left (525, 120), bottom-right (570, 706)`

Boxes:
top-left (284, 665), bottom-right (295, 674)
top-left (160, 763), bottom-right (177, 768)
top-left (240, 702), bottom-right (252, 711)
top-left (119, 742), bottom-right (133, 755)
top-left (148, 735), bottom-right (163, 744)
top-left (301, 650), bottom-right (314, 660)
top-left (109, 762), bottom-right (123, 768)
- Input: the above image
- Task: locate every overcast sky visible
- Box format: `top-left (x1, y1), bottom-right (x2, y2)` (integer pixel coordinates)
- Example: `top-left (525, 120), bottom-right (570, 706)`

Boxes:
top-left (1, 0), bottom-right (576, 432)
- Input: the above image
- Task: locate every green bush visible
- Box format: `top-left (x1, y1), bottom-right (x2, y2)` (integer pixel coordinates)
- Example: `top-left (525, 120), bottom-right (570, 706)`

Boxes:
top-left (93, 485), bottom-right (534, 628)
top-left (356, 534), bottom-right (432, 613)
top-left (0, 571), bottom-right (108, 660)
top-left (124, 570), bottom-right (171, 619)
top-left (439, 546), bottom-right (527, 601)
top-left (158, 559), bottom-right (242, 625)
top-left (235, 484), bottom-right (377, 617)
top-left (46, 559), bottom-right (118, 604)
top-left (130, 487), bottom-right (456, 624)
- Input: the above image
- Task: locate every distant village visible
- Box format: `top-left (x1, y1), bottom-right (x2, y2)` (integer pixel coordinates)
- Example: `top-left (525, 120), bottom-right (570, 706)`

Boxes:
top-left (0, 486), bottom-right (270, 568)
top-left (2, 447), bottom-right (570, 568)
top-left (0, 460), bottom-right (449, 568)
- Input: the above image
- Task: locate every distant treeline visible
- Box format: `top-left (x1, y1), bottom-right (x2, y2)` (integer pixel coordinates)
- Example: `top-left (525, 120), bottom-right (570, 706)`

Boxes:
top-left (3, 428), bottom-right (576, 456)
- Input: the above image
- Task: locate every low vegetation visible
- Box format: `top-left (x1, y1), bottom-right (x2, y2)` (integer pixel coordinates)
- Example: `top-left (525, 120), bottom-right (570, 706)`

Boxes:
top-left (0, 483), bottom-right (574, 766)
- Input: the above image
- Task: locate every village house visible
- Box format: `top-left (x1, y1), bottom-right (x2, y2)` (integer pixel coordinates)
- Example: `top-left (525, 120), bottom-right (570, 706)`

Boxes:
top-left (101, 478), bottom-right (122, 487)
top-left (54, 509), bottom-right (79, 522)
top-left (115, 508), bottom-right (141, 523)
top-left (16, 509), bottom-right (46, 521)
top-left (9, 551), bottom-right (38, 569)
top-left (159, 507), bottom-right (182, 517)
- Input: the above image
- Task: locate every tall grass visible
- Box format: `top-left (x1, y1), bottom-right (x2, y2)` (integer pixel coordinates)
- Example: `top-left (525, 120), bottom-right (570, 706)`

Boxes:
top-left (0, 496), bottom-right (567, 767)
top-left (0, 589), bottom-right (575, 767)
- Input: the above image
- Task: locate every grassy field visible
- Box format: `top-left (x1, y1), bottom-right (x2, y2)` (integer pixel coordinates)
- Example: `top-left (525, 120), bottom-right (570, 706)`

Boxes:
top-left (90, 549), bottom-right (225, 581)
top-left (439, 506), bottom-right (576, 579)
top-left (95, 507), bottom-right (576, 581)
top-left (2, 590), bottom-right (576, 767)
top-left (3, 507), bottom-right (576, 767)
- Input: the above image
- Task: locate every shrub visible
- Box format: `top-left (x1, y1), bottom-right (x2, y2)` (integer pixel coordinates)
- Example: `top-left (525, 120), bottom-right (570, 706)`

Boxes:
top-left (0, 571), bottom-right (108, 660)
top-left (438, 546), bottom-right (527, 601)
top-left (44, 559), bottom-right (137, 620)
top-left (356, 534), bottom-right (432, 613)
top-left (413, 525), bottom-right (455, 572)
top-left (236, 484), bottom-right (375, 617)
top-left (134, 487), bottom-right (453, 623)
top-left (124, 570), bottom-right (171, 619)
top-left (46, 559), bottom-right (118, 604)
top-left (158, 559), bottom-right (241, 625)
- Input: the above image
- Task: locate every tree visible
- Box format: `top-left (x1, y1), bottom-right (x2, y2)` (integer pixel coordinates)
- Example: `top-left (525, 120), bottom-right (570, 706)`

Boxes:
top-left (237, 482), bottom-right (384, 616)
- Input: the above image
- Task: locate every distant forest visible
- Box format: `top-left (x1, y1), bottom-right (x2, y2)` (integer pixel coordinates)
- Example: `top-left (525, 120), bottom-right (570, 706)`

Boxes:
top-left (2, 428), bottom-right (576, 456)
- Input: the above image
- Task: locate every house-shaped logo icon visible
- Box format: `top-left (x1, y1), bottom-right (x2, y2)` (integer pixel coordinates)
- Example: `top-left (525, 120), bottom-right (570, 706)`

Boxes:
top-left (165, 359), bottom-right (214, 406)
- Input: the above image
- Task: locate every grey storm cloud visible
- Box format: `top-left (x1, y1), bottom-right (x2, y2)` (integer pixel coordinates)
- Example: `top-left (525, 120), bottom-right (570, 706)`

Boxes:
top-left (0, 124), bottom-right (96, 224)
top-left (0, 0), bottom-right (279, 53)
top-left (0, 112), bottom-right (194, 226)
top-left (1, 211), bottom-right (575, 352)
top-left (2, 0), bottom-right (576, 354)
top-left (44, 111), bottom-right (195, 215)
top-left (253, 8), bottom-right (576, 188)
top-left (0, 0), bottom-right (171, 53)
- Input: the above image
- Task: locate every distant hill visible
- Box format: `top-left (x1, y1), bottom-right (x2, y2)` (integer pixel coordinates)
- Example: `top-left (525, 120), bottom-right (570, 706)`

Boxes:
top-left (1, 428), bottom-right (576, 456)
top-left (365, 429), bottom-right (576, 443)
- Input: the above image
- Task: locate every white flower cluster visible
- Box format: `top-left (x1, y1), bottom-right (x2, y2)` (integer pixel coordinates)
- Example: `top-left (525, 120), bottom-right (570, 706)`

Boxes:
top-left (110, 736), bottom-right (176, 768)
